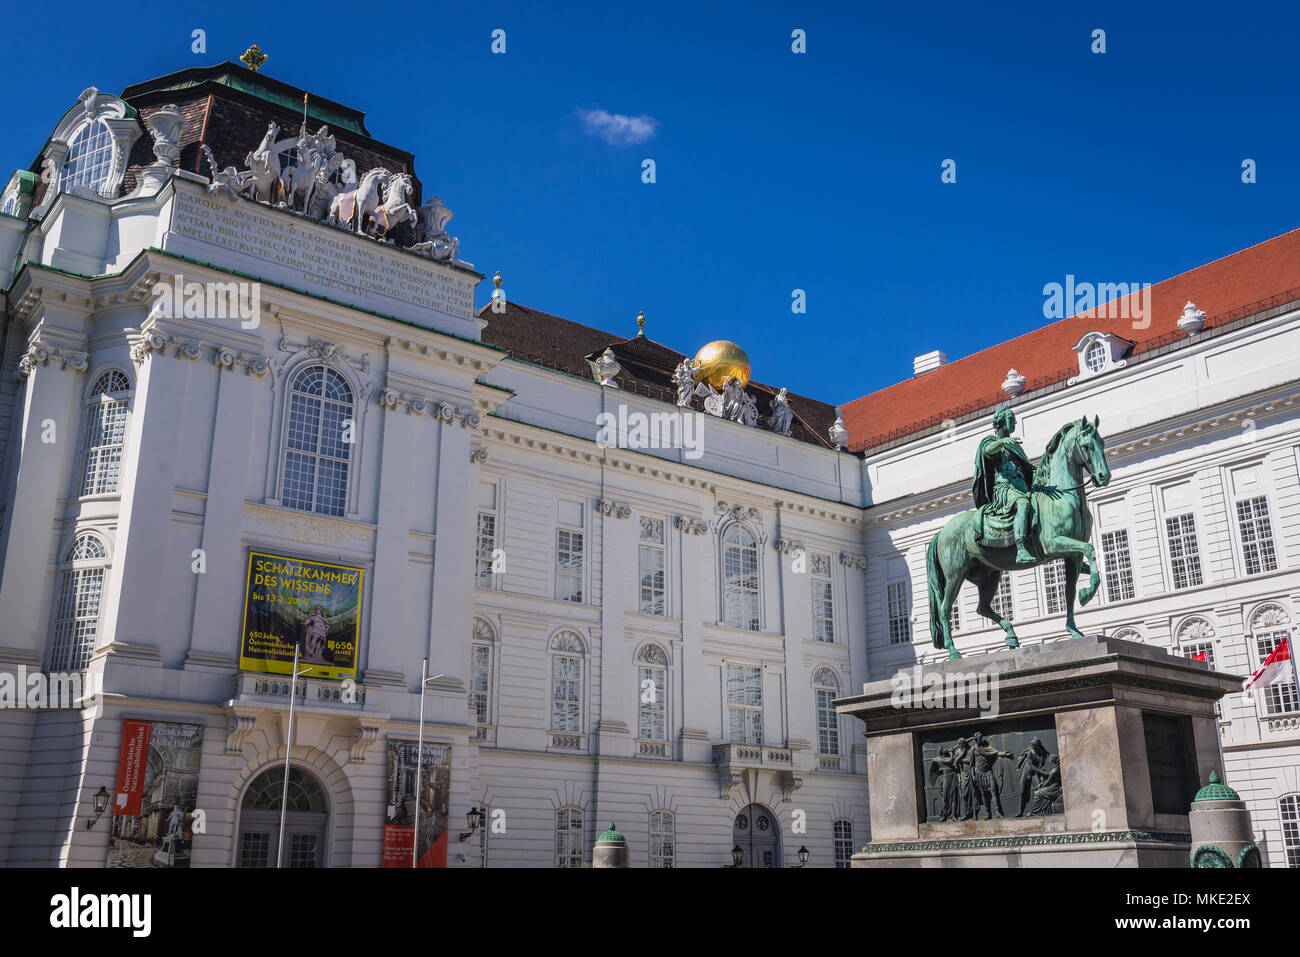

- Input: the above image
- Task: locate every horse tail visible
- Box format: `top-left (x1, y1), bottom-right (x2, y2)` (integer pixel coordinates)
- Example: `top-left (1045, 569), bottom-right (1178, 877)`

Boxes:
top-left (927, 533), bottom-right (946, 650)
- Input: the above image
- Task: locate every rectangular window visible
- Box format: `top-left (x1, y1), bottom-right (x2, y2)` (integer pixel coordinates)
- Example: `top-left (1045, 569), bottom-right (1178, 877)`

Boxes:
top-left (639, 544), bottom-right (665, 616)
top-left (1042, 561), bottom-right (1066, 615)
top-left (555, 808), bottom-right (584, 868)
top-left (833, 820), bottom-right (853, 869)
top-left (1255, 630), bottom-right (1299, 716)
top-left (81, 399), bottom-right (127, 496)
top-left (649, 810), bottom-right (674, 868)
top-left (812, 577), bottom-right (834, 643)
top-left (887, 580), bottom-right (911, 645)
top-left (50, 567), bottom-right (104, 672)
top-left (1181, 640), bottom-right (1216, 670)
top-left (816, 688), bottom-right (839, 755)
top-left (551, 655), bottom-right (582, 731)
top-left (1165, 513), bottom-right (1204, 589)
top-left (992, 574), bottom-right (1014, 621)
top-left (638, 666), bottom-right (666, 740)
top-left (1101, 529), bottom-right (1135, 601)
top-left (556, 529), bottom-right (584, 603)
top-left (1281, 796), bottom-right (1300, 869)
top-left (475, 512), bottom-right (496, 588)
top-left (471, 644), bottom-right (491, 725)
top-left (1236, 496), bottom-right (1278, 576)
top-left (726, 664), bottom-right (763, 745)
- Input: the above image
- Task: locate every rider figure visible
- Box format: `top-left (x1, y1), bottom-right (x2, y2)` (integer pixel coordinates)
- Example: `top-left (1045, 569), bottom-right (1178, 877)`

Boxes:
top-left (972, 408), bottom-right (1035, 565)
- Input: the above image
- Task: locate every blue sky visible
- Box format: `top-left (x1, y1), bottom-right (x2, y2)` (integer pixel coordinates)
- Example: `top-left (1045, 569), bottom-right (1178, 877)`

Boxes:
top-left (5, 1), bottom-right (1298, 406)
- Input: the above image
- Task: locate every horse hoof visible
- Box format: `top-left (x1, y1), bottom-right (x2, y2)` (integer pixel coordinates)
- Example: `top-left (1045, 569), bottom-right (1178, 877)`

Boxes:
top-left (947, 650), bottom-right (962, 661)
top-left (1005, 637), bottom-right (1019, 649)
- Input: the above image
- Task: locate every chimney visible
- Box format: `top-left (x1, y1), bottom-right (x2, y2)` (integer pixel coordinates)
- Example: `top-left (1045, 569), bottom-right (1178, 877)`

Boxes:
top-left (913, 350), bottom-right (947, 376)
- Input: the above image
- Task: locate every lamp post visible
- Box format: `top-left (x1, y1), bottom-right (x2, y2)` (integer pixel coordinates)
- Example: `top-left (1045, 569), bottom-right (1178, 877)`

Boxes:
top-left (796, 845), bottom-right (810, 868)
top-left (276, 644), bottom-right (313, 868)
top-left (458, 806), bottom-right (485, 842)
top-left (729, 844), bottom-right (744, 867)
top-left (85, 786), bottom-right (109, 829)
top-left (412, 658), bottom-right (446, 868)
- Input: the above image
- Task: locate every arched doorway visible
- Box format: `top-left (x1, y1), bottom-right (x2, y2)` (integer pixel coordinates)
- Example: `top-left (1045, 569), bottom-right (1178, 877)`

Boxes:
top-left (732, 803), bottom-right (781, 868)
top-left (237, 766), bottom-right (329, 867)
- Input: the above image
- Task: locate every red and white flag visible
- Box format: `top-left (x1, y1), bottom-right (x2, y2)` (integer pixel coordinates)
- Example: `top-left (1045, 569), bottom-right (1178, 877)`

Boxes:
top-left (1243, 637), bottom-right (1292, 692)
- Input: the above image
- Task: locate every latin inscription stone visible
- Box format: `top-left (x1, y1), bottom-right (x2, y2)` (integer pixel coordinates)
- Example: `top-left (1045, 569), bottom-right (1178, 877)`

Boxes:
top-left (165, 186), bottom-right (478, 333)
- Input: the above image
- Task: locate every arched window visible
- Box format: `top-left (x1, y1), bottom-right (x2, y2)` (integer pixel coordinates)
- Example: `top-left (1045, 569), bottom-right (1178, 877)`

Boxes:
top-left (471, 618), bottom-right (494, 729)
top-left (637, 644), bottom-right (668, 741)
top-left (59, 120), bottom-right (116, 195)
top-left (649, 809), bottom-right (675, 868)
top-left (555, 806), bottom-right (584, 868)
top-left (1280, 794), bottom-right (1300, 868)
top-left (833, 819), bottom-right (854, 868)
top-left (282, 365), bottom-right (353, 517)
top-left (50, 533), bottom-right (109, 671)
top-left (550, 632), bottom-right (585, 733)
top-left (1112, 627), bottom-right (1143, 643)
top-left (81, 369), bottom-right (131, 496)
top-left (1250, 605), bottom-right (1298, 716)
top-left (814, 668), bottom-right (840, 756)
top-left (238, 766), bottom-right (329, 868)
top-left (722, 524), bottom-right (760, 631)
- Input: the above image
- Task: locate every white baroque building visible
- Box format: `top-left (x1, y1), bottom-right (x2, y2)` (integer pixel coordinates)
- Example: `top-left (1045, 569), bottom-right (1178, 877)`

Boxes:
top-left (0, 61), bottom-right (1298, 868)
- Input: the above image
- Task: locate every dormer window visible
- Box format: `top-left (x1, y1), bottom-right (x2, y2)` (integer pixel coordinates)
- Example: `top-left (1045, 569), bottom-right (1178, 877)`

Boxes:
top-left (59, 119), bottom-right (116, 195)
top-left (1069, 331), bottom-right (1134, 385)
top-left (32, 87), bottom-right (140, 215)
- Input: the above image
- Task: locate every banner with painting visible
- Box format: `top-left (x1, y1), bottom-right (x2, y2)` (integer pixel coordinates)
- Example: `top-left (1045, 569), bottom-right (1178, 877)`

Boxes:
top-left (106, 719), bottom-right (204, 868)
top-left (382, 739), bottom-right (451, 867)
top-left (239, 551), bottom-right (362, 681)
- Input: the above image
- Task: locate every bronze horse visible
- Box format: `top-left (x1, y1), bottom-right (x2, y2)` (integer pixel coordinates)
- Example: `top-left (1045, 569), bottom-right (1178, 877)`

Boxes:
top-left (925, 417), bottom-right (1113, 659)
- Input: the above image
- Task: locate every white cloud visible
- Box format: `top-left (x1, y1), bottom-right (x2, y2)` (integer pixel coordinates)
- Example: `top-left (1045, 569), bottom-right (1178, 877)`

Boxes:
top-left (577, 108), bottom-right (658, 146)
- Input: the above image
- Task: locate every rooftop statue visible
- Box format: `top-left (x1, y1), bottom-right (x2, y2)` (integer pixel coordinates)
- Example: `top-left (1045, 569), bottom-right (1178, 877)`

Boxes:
top-left (198, 123), bottom-right (462, 261)
top-left (768, 388), bottom-right (793, 436)
top-left (926, 409), bottom-right (1112, 659)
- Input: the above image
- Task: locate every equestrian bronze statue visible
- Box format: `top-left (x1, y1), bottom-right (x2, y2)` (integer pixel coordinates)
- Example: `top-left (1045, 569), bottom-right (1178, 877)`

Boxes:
top-left (926, 409), bottom-right (1113, 659)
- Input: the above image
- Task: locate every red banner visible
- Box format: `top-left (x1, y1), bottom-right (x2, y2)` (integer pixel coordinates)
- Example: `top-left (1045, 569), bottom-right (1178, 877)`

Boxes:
top-left (381, 825), bottom-right (447, 868)
top-left (113, 720), bottom-right (152, 817)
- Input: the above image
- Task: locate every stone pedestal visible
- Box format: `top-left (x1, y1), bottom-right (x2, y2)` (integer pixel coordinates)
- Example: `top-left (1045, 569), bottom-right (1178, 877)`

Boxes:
top-left (835, 635), bottom-right (1240, 867)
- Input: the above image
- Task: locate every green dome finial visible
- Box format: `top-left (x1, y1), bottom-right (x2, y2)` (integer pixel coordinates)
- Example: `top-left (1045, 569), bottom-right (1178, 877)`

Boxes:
top-left (598, 822), bottom-right (625, 842)
top-left (1194, 770), bottom-right (1240, 802)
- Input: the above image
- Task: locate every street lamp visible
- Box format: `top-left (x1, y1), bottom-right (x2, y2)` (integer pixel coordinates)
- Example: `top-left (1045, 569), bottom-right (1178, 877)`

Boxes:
top-left (459, 805), bottom-right (485, 842)
top-left (85, 786), bottom-right (109, 829)
top-left (729, 844), bottom-right (744, 867)
top-left (413, 658), bottom-right (446, 868)
top-left (797, 846), bottom-right (810, 867)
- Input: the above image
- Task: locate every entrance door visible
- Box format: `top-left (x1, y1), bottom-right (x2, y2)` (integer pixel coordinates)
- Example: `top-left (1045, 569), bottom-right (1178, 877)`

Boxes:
top-left (237, 766), bottom-right (329, 867)
top-left (732, 804), bottom-right (781, 868)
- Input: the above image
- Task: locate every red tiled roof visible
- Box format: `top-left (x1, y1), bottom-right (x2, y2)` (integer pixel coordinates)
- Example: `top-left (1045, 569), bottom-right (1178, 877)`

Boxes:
top-left (842, 228), bottom-right (1300, 453)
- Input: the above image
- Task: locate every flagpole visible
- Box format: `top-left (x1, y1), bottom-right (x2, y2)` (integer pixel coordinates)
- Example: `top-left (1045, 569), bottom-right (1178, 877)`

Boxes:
top-left (413, 657), bottom-right (427, 869)
top-left (277, 643), bottom-right (304, 869)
